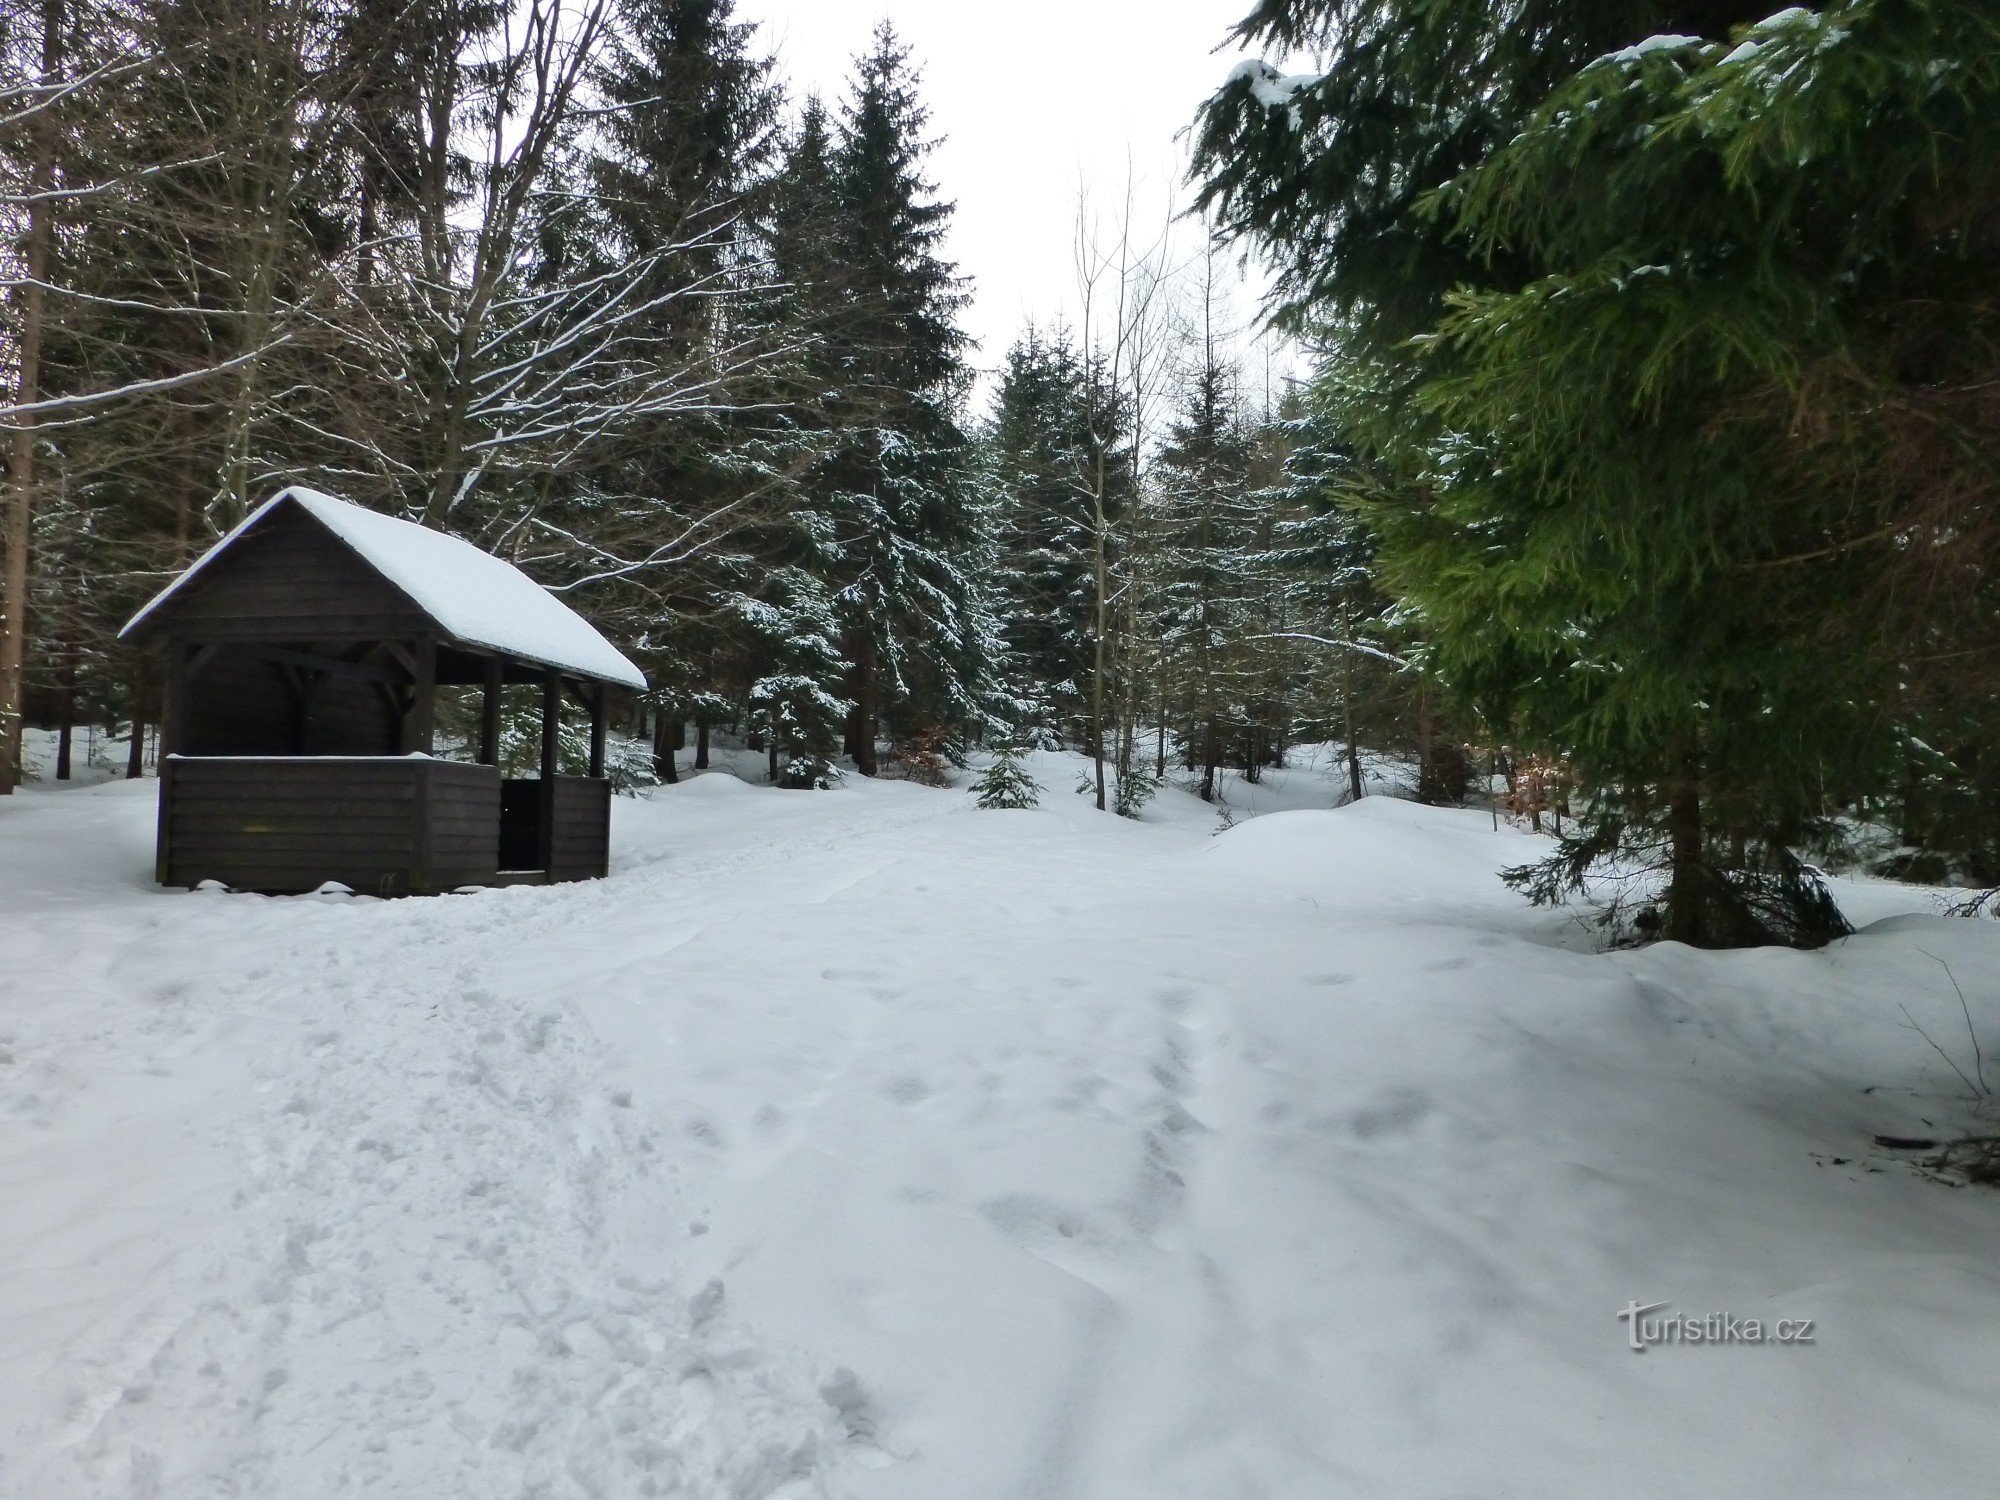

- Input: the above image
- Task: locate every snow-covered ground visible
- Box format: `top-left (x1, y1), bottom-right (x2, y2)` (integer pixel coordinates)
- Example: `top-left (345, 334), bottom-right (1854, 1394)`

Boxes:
top-left (3, 747), bottom-right (1998, 1497)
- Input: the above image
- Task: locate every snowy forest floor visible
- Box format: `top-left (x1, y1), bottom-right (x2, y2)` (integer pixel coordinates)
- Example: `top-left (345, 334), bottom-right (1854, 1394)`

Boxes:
top-left (4, 745), bottom-right (1999, 1497)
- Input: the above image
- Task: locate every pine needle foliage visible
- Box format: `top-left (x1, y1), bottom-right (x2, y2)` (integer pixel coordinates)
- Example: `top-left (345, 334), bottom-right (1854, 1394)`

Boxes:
top-left (971, 744), bottom-right (1042, 809)
top-left (1200, 0), bottom-right (2000, 946)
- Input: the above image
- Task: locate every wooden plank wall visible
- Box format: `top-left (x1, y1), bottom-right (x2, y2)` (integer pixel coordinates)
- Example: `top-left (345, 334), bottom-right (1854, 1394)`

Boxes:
top-left (426, 763), bottom-right (503, 887)
top-left (152, 505), bottom-right (431, 641)
top-left (162, 757), bottom-right (500, 894)
top-left (181, 645), bottom-right (399, 758)
top-left (547, 776), bottom-right (611, 881)
top-left (180, 648), bottom-right (295, 755)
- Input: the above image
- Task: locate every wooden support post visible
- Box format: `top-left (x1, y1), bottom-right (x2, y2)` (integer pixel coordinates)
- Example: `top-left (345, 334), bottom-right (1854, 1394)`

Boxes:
top-left (405, 634), bottom-right (436, 755)
top-left (539, 671), bottom-right (560, 872)
top-left (588, 681), bottom-right (607, 780)
top-left (162, 639), bottom-right (191, 759)
top-left (480, 654), bottom-right (503, 766)
top-left (540, 671), bottom-right (559, 780)
top-left (125, 664), bottom-right (147, 779)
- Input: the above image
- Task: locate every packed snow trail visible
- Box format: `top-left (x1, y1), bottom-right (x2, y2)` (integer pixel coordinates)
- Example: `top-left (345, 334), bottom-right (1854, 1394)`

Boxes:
top-left (4, 753), bottom-right (1999, 1497)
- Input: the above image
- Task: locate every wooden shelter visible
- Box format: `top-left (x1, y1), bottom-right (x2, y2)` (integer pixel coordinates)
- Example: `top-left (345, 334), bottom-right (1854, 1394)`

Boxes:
top-left (121, 486), bottom-right (648, 894)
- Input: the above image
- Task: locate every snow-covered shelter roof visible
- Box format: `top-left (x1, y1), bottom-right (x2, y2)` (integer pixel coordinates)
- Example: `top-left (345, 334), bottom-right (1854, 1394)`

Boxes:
top-left (121, 486), bottom-right (647, 690)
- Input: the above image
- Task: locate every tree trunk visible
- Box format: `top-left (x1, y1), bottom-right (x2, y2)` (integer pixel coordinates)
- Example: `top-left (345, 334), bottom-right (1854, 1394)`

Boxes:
top-left (1090, 464), bottom-right (1109, 812)
top-left (0, 0), bottom-right (61, 795)
top-left (695, 720), bottom-right (710, 770)
top-left (850, 635), bottom-right (878, 777)
top-left (357, 157), bottom-right (379, 290)
top-left (54, 642), bottom-right (76, 780)
top-left (1663, 742), bottom-right (1706, 945)
top-left (1415, 685), bottom-right (1435, 802)
top-left (654, 712), bottom-right (679, 784)
top-left (1200, 716), bottom-right (1219, 802)
top-left (125, 671), bottom-right (147, 780)
top-left (1341, 604), bottom-right (1363, 803)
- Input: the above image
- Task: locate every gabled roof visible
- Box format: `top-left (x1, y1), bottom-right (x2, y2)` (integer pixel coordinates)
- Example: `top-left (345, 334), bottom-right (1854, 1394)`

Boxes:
top-left (121, 486), bottom-right (648, 690)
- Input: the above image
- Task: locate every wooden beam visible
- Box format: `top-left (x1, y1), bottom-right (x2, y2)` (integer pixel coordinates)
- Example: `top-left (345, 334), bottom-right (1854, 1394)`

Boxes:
top-left (588, 681), bottom-right (607, 780)
top-left (479, 654), bottom-right (503, 766)
top-left (540, 670), bottom-right (560, 782)
top-left (246, 643), bottom-right (402, 686)
top-left (379, 640), bottom-right (419, 679)
top-left (161, 639), bottom-right (191, 758)
top-left (406, 634), bottom-right (436, 755)
top-left (539, 670), bottom-right (560, 871)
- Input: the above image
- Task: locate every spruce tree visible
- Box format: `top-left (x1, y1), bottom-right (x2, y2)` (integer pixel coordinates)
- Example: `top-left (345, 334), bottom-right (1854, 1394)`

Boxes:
top-left (1314, 0), bottom-right (2000, 943)
top-left (818, 25), bottom-right (987, 771)
top-left (986, 325), bottom-right (1132, 745)
top-left (1260, 394), bottom-right (1413, 804)
top-left (970, 743), bottom-right (1042, 809)
top-left (572, 0), bottom-right (786, 737)
top-left (1154, 351), bottom-right (1257, 801)
top-left (1191, 0), bottom-right (1769, 341)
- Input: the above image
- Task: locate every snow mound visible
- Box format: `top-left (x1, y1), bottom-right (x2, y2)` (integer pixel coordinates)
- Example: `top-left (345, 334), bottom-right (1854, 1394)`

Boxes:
top-left (1196, 800), bottom-right (1533, 905)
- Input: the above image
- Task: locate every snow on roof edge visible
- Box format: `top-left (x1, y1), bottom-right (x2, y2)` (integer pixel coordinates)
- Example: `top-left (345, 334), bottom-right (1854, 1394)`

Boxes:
top-left (120, 487), bottom-right (648, 691)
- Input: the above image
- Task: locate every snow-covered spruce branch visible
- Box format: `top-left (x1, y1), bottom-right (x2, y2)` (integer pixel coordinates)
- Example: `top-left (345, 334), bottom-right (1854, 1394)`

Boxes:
top-left (538, 448), bottom-right (835, 589)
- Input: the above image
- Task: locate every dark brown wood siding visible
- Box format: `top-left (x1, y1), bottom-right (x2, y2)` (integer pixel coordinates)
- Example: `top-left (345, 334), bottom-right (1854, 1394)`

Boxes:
top-left (146, 504), bottom-right (431, 642)
top-left (161, 757), bottom-right (501, 894)
top-left (425, 762), bottom-right (502, 886)
top-left (181, 648), bottom-right (296, 756)
top-left (547, 775), bottom-right (611, 881)
top-left (180, 644), bottom-right (401, 758)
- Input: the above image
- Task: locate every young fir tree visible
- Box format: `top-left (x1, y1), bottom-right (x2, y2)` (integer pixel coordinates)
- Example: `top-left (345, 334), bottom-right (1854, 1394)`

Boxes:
top-left (970, 743), bottom-right (1042, 809)
top-left (1194, 0), bottom-right (2000, 945)
top-left (738, 568), bottom-right (849, 788)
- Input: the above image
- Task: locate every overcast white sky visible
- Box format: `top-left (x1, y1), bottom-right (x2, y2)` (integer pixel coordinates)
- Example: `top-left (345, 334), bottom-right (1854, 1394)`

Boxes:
top-left (735, 1), bottom-right (1278, 395)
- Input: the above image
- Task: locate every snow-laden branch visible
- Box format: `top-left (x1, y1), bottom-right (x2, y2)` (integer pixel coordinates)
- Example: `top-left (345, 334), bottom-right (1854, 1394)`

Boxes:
top-left (0, 342), bottom-right (284, 425)
top-left (539, 445), bottom-right (830, 588)
top-left (1249, 631), bottom-right (1412, 670)
top-left (0, 54), bottom-right (148, 133)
